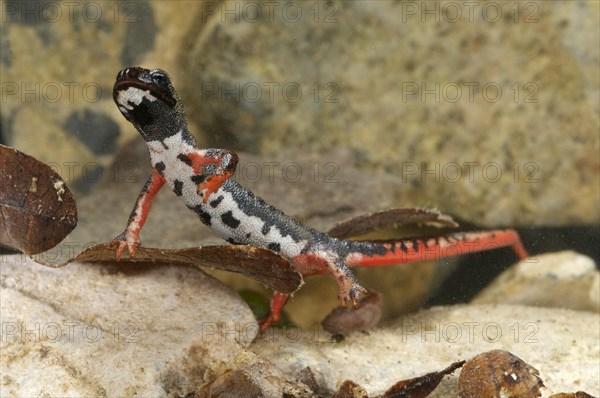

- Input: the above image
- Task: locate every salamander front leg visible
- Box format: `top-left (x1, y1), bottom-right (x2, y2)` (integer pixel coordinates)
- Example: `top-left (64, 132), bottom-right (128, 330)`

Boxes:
top-left (187, 149), bottom-right (239, 203)
top-left (110, 169), bottom-right (165, 261)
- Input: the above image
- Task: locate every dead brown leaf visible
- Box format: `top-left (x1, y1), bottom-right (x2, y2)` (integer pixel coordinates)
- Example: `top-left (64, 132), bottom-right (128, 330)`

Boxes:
top-left (0, 145), bottom-right (77, 254)
top-left (208, 370), bottom-right (262, 398)
top-left (333, 380), bottom-right (369, 398)
top-left (458, 350), bottom-right (544, 398)
top-left (327, 208), bottom-right (458, 240)
top-left (322, 292), bottom-right (382, 336)
top-left (381, 360), bottom-right (465, 398)
top-left (68, 243), bottom-right (302, 294)
top-left (294, 367), bottom-right (323, 394)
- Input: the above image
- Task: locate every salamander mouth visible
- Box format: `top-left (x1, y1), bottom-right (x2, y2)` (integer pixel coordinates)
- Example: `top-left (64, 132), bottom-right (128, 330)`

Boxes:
top-left (113, 67), bottom-right (176, 109)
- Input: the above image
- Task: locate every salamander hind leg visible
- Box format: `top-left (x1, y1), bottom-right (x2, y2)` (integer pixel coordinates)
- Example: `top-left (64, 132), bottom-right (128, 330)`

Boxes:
top-left (333, 259), bottom-right (368, 307)
top-left (297, 248), bottom-right (368, 308)
top-left (259, 292), bottom-right (289, 333)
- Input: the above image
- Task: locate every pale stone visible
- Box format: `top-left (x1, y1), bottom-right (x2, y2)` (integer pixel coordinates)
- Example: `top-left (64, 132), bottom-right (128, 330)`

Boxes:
top-left (473, 251), bottom-right (600, 312)
top-left (0, 255), bottom-right (258, 397)
top-left (252, 304), bottom-right (600, 396)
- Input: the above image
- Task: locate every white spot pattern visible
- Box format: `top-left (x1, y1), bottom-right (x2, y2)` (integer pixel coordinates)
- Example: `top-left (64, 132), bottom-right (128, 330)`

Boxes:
top-left (147, 132), bottom-right (309, 259)
top-left (116, 86), bottom-right (157, 110)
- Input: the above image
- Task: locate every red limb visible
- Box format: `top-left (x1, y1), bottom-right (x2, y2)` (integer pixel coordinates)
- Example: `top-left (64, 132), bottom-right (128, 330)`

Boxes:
top-left (259, 292), bottom-right (289, 333)
top-left (111, 169), bottom-right (165, 261)
top-left (198, 171), bottom-right (233, 204)
top-left (186, 152), bottom-right (220, 175)
top-left (186, 151), bottom-right (236, 203)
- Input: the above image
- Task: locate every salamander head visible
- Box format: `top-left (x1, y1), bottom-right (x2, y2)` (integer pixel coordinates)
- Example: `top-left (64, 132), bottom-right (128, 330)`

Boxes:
top-left (113, 67), bottom-right (187, 142)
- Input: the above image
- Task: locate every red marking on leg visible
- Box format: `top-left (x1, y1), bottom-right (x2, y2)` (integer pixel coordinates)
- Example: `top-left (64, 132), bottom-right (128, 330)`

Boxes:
top-left (291, 253), bottom-right (331, 276)
top-left (187, 151), bottom-right (220, 175)
top-left (293, 253), bottom-right (367, 308)
top-left (138, 171), bottom-right (165, 225)
top-left (112, 169), bottom-right (165, 262)
top-left (198, 171), bottom-right (232, 203)
top-left (110, 236), bottom-right (140, 261)
top-left (346, 229), bottom-right (528, 268)
top-left (259, 292), bottom-right (288, 333)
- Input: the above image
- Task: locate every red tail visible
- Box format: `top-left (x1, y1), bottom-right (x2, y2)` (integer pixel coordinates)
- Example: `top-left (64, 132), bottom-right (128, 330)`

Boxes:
top-left (347, 229), bottom-right (528, 268)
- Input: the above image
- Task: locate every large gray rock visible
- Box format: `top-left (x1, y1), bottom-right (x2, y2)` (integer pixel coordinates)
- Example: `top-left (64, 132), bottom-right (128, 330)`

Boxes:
top-left (2, 1), bottom-right (597, 226)
top-left (179, 0), bottom-right (599, 226)
top-left (0, 255), bottom-right (257, 396)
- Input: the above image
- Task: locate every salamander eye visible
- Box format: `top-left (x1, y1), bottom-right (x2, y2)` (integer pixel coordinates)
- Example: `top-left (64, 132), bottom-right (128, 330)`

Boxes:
top-left (150, 70), bottom-right (168, 86)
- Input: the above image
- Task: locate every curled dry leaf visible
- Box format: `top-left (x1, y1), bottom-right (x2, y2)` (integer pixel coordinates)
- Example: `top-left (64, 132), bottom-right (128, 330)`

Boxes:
top-left (69, 243), bottom-right (302, 294)
top-left (332, 380), bottom-right (369, 398)
top-left (322, 292), bottom-right (382, 336)
top-left (327, 207), bottom-right (458, 240)
top-left (381, 360), bottom-right (466, 398)
top-left (458, 350), bottom-right (544, 398)
top-left (208, 370), bottom-right (262, 398)
top-left (294, 367), bottom-right (323, 394)
top-left (0, 145), bottom-right (77, 254)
